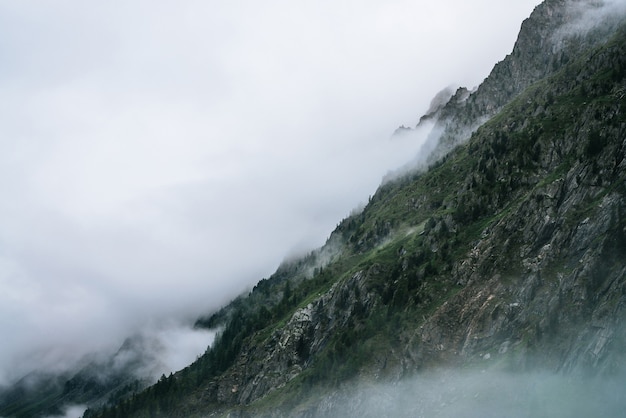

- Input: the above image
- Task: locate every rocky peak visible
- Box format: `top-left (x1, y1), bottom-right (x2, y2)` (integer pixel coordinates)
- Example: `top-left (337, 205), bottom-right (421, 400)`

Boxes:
top-left (412, 0), bottom-right (626, 167)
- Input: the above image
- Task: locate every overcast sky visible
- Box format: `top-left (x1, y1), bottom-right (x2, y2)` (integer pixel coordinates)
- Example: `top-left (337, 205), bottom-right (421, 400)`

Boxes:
top-left (0, 0), bottom-right (542, 385)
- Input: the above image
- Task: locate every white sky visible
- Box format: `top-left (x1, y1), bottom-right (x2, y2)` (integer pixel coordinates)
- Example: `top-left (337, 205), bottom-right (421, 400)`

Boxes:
top-left (0, 0), bottom-right (542, 384)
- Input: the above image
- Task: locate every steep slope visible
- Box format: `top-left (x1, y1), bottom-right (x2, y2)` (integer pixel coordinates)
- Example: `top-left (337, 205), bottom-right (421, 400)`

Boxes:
top-left (412, 0), bottom-right (626, 166)
top-left (80, 2), bottom-right (626, 417)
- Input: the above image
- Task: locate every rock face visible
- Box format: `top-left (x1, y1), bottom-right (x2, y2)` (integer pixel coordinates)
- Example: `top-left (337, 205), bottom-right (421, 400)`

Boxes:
top-left (413, 0), bottom-right (626, 166)
top-left (193, 3), bottom-right (626, 414)
top-left (62, 2), bottom-right (626, 417)
top-left (205, 270), bottom-right (379, 406)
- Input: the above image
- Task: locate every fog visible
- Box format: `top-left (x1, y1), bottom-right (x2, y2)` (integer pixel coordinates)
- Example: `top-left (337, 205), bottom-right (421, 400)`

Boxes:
top-left (0, 0), bottom-right (542, 385)
top-left (313, 369), bottom-right (626, 417)
top-left (42, 405), bottom-right (87, 418)
top-left (108, 321), bottom-right (217, 381)
top-left (554, 0), bottom-right (626, 43)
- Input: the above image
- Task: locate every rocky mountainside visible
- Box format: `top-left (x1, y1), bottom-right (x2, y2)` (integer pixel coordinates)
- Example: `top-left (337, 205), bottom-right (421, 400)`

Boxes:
top-left (80, 1), bottom-right (624, 415)
top-left (412, 0), bottom-right (626, 166)
top-left (2, 1), bottom-right (625, 417)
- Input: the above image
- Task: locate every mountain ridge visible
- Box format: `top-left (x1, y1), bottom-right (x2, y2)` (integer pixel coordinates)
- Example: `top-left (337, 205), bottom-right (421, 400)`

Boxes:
top-left (80, 2), bottom-right (625, 415)
top-left (407, 0), bottom-right (626, 169)
top-left (2, 1), bottom-right (625, 417)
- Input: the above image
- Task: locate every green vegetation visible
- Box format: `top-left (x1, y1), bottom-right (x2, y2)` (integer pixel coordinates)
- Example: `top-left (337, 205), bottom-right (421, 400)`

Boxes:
top-left (77, 15), bottom-right (626, 418)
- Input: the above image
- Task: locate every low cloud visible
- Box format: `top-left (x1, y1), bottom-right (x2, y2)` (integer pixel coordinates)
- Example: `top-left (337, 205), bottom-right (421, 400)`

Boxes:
top-left (119, 322), bottom-right (217, 381)
top-left (42, 405), bottom-right (87, 418)
top-left (0, 0), bottom-right (542, 385)
top-left (553, 0), bottom-right (626, 45)
top-left (313, 369), bottom-right (626, 417)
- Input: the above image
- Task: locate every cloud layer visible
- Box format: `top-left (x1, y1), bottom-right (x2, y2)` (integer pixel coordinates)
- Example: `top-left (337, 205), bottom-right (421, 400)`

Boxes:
top-left (314, 369), bottom-right (626, 417)
top-left (0, 0), bottom-right (542, 384)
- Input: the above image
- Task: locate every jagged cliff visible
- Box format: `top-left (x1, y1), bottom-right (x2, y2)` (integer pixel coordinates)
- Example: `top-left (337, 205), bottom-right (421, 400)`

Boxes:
top-left (414, 0), bottom-right (626, 165)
